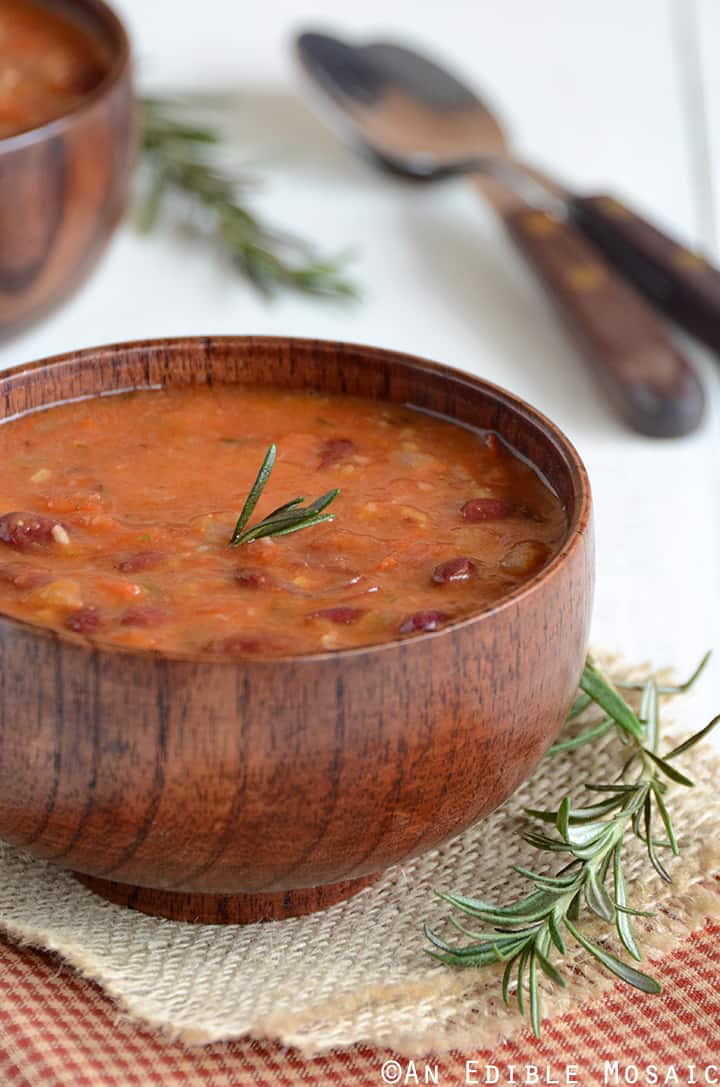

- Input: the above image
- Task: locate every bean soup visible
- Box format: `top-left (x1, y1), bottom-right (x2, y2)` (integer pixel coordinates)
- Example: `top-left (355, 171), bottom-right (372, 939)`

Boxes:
top-left (0, 0), bottom-right (111, 139)
top-left (0, 386), bottom-right (567, 656)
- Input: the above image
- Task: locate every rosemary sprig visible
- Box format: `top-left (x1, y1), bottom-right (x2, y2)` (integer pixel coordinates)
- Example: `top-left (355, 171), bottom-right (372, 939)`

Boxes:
top-left (138, 96), bottom-right (357, 298)
top-left (229, 444), bottom-right (339, 546)
top-left (426, 652), bottom-right (718, 1037)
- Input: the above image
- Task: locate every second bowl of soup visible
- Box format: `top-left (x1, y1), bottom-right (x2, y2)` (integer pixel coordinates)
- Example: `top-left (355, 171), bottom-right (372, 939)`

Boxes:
top-left (0, 0), bottom-right (134, 337)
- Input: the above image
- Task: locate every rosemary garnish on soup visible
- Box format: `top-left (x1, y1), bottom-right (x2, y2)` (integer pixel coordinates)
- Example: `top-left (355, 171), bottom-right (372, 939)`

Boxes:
top-left (229, 444), bottom-right (339, 547)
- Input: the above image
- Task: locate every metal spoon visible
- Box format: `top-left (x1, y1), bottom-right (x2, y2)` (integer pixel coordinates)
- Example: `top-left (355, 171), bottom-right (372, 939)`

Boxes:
top-left (296, 31), bottom-right (708, 438)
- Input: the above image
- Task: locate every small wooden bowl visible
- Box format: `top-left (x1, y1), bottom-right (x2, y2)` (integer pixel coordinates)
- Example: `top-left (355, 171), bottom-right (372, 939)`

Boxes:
top-left (0, 0), bottom-right (135, 339)
top-left (0, 337), bottom-right (593, 923)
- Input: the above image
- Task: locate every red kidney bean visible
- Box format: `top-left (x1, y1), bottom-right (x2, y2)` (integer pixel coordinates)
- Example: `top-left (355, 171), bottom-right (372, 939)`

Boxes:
top-left (65, 606), bottom-right (102, 634)
top-left (121, 605), bottom-right (168, 628)
top-left (461, 498), bottom-right (514, 522)
top-left (117, 551), bottom-right (166, 573)
top-left (431, 557), bottom-right (478, 584)
top-left (318, 437), bottom-right (356, 470)
top-left (202, 634), bottom-right (290, 657)
top-left (235, 568), bottom-right (271, 589)
top-left (0, 562), bottom-right (52, 590)
top-left (0, 512), bottom-right (67, 551)
top-left (399, 610), bottom-right (450, 634)
top-left (309, 606), bottom-right (365, 624)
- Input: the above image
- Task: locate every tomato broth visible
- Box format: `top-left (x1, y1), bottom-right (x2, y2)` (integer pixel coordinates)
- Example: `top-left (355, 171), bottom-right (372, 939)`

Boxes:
top-left (0, 386), bottom-right (567, 656)
top-left (0, 0), bottom-right (112, 139)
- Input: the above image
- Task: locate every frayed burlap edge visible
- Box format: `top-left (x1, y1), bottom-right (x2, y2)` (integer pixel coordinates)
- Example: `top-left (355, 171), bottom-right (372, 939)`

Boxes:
top-left (279, 851), bottom-right (720, 1058)
top-left (0, 651), bottom-right (717, 1057)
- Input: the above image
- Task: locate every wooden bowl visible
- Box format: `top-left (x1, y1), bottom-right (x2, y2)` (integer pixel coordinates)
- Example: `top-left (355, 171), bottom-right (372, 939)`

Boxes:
top-left (0, 0), bottom-right (135, 339)
top-left (0, 337), bottom-right (593, 923)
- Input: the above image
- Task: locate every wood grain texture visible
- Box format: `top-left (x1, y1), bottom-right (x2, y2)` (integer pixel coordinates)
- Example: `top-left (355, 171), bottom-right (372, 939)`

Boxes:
top-left (570, 193), bottom-right (720, 354)
top-left (502, 207), bottom-right (706, 438)
top-left (76, 872), bottom-right (381, 923)
top-left (0, 0), bottom-right (135, 340)
top-left (0, 337), bottom-right (593, 922)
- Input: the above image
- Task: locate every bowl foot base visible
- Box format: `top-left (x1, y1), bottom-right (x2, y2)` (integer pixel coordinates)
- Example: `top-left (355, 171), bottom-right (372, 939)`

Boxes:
top-left (73, 871), bottom-right (380, 924)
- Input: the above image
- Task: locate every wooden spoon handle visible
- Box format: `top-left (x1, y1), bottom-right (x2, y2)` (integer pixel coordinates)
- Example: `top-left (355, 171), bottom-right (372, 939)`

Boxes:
top-left (570, 193), bottom-right (720, 354)
top-left (502, 207), bottom-right (705, 437)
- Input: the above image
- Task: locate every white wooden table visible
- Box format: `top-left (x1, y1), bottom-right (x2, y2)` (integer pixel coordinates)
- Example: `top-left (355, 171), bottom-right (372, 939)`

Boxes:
top-left (2, 0), bottom-right (718, 727)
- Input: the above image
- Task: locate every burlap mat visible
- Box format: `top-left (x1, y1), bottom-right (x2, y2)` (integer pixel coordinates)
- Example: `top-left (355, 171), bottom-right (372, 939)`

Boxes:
top-left (0, 654), bottom-right (718, 1057)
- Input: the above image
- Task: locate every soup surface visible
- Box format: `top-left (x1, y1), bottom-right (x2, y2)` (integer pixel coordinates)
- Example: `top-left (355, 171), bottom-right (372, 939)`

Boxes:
top-left (0, 0), bottom-right (111, 139)
top-left (0, 386), bottom-right (567, 657)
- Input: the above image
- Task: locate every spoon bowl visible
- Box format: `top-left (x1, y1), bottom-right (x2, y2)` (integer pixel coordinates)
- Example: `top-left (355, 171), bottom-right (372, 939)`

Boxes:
top-left (297, 32), bottom-right (510, 178)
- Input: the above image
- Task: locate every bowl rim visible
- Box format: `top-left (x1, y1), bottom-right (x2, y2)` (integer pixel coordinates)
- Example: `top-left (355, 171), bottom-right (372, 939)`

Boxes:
top-left (0, 334), bottom-right (593, 665)
top-left (0, 0), bottom-right (132, 155)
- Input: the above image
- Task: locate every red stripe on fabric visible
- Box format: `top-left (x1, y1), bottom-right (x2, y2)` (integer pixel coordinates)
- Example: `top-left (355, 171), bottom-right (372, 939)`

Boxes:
top-left (0, 922), bottom-right (719, 1086)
